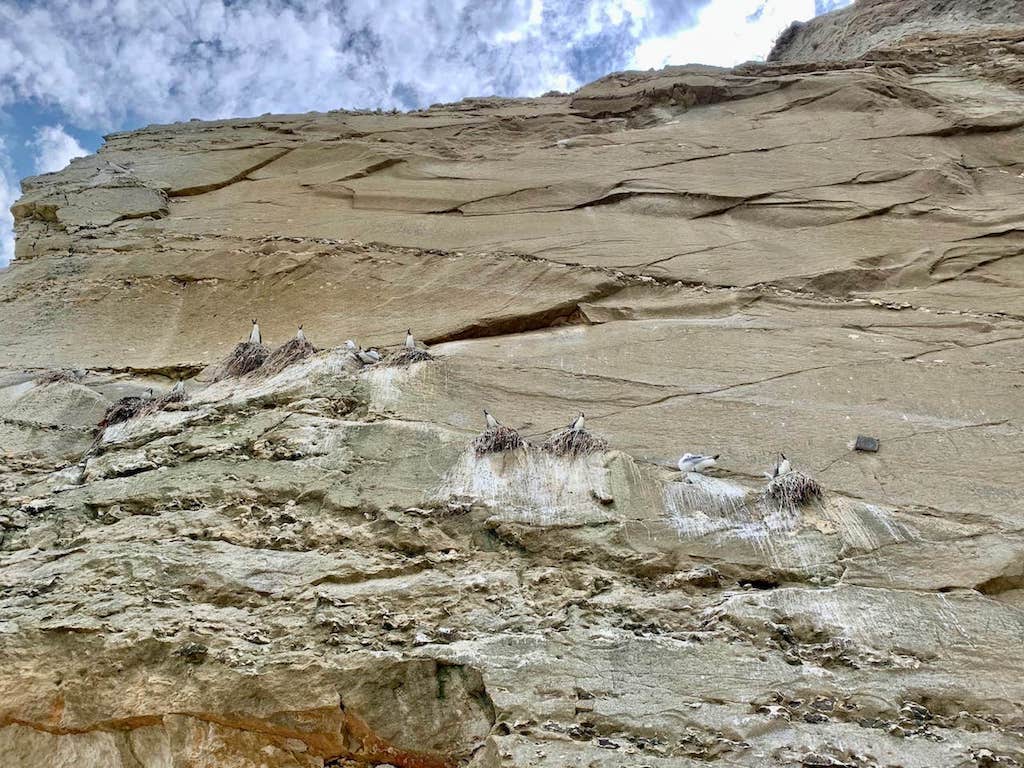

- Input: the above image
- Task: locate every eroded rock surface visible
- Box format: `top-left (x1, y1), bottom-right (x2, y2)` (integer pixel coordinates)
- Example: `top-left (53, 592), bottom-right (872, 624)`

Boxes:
top-left (2, 8), bottom-right (1024, 768)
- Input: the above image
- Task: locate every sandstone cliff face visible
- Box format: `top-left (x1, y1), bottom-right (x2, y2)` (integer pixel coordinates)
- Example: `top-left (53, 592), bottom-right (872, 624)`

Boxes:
top-left (2, 13), bottom-right (1024, 768)
top-left (768, 0), bottom-right (1024, 63)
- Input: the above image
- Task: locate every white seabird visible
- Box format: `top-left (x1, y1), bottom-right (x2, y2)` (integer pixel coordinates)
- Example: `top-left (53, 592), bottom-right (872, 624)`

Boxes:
top-left (345, 339), bottom-right (358, 351)
top-left (405, 329), bottom-right (416, 350)
top-left (570, 413), bottom-right (585, 430)
top-left (768, 452), bottom-right (791, 479)
top-left (356, 347), bottom-right (381, 365)
top-left (678, 453), bottom-right (719, 474)
top-left (484, 410), bottom-right (500, 429)
top-left (249, 319), bottom-right (262, 345)
top-left (296, 324), bottom-right (306, 342)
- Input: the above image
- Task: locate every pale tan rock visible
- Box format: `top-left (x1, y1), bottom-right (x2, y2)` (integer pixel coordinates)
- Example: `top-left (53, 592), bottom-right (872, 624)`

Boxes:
top-left (2, 9), bottom-right (1024, 768)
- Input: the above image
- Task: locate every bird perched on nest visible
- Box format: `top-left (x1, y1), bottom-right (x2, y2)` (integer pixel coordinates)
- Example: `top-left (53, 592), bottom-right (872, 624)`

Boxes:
top-left (678, 453), bottom-right (719, 474)
top-left (388, 328), bottom-right (434, 366)
top-left (543, 412), bottom-right (607, 457)
top-left (473, 410), bottom-right (524, 455)
top-left (767, 452), bottom-right (792, 479)
top-left (212, 320), bottom-right (270, 380)
top-left (260, 324), bottom-right (318, 376)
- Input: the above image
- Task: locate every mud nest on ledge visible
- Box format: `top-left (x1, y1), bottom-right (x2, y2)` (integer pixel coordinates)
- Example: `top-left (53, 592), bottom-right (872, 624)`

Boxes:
top-left (542, 426), bottom-right (608, 458)
top-left (212, 341), bottom-right (270, 380)
top-left (473, 425), bottom-right (525, 456)
top-left (387, 347), bottom-right (435, 367)
top-left (762, 471), bottom-right (824, 508)
top-left (259, 337), bottom-right (318, 377)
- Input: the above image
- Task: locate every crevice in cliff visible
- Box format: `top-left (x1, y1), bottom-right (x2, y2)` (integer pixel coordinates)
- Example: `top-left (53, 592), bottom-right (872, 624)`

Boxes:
top-left (168, 148), bottom-right (293, 196)
top-left (424, 282), bottom-right (623, 344)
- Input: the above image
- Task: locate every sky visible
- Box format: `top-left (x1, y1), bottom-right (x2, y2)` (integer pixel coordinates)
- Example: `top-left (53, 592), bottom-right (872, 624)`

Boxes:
top-left (0, 0), bottom-right (851, 266)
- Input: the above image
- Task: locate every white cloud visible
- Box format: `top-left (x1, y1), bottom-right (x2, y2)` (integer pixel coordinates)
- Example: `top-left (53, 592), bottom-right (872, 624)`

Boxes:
top-left (0, 0), bottom-right (714, 129)
top-left (0, 141), bottom-right (17, 267)
top-left (632, 0), bottom-right (817, 68)
top-left (31, 124), bottom-right (88, 175)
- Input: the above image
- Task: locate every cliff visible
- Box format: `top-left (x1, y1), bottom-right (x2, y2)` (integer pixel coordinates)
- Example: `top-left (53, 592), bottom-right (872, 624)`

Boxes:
top-left (2, 9), bottom-right (1024, 768)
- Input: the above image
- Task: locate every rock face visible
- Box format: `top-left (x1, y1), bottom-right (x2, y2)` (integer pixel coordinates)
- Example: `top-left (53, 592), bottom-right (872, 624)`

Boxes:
top-left (768, 0), bottom-right (1024, 63)
top-left (3, 9), bottom-right (1024, 768)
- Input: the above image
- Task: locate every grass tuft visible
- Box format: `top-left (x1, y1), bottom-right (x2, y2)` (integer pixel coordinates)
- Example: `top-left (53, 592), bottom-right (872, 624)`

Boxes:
top-left (472, 425), bottom-right (525, 456)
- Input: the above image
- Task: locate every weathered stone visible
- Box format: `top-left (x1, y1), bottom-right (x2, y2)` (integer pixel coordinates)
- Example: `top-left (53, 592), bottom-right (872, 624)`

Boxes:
top-left (2, 5), bottom-right (1024, 766)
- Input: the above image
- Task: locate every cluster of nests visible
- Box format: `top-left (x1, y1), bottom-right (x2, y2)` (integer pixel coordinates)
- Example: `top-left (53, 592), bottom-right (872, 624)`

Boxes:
top-left (472, 411), bottom-right (608, 459)
top-left (91, 320), bottom-right (437, 437)
top-left (212, 320), bottom-right (434, 382)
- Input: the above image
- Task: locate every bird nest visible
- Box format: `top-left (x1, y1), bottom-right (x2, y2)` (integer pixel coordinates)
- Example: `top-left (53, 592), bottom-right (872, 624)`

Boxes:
top-left (35, 369), bottom-right (82, 385)
top-left (212, 341), bottom-right (269, 380)
top-left (762, 471), bottom-right (824, 509)
top-left (542, 426), bottom-right (608, 457)
top-left (259, 337), bottom-right (318, 377)
top-left (472, 425), bottom-right (524, 456)
top-left (387, 347), bottom-right (435, 367)
top-left (97, 396), bottom-right (148, 431)
top-left (139, 384), bottom-right (189, 417)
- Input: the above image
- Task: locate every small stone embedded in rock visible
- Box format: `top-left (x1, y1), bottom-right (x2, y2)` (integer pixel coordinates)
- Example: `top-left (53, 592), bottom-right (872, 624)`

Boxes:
top-left (854, 435), bottom-right (880, 452)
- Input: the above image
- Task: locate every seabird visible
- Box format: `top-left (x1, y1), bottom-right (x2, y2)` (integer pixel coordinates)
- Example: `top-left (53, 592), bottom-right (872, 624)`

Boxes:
top-left (570, 413), bottom-right (585, 431)
top-left (356, 347), bottom-right (381, 365)
top-left (296, 324), bottom-right (306, 342)
top-left (249, 319), bottom-right (262, 345)
top-left (345, 339), bottom-right (358, 351)
top-left (769, 452), bottom-right (791, 479)
top-left (678, 453), bottom-right (719, 474)
top-left (405, 329), bottom-right (416, 350)
top-left (484, 410), bottom-right (500, 429)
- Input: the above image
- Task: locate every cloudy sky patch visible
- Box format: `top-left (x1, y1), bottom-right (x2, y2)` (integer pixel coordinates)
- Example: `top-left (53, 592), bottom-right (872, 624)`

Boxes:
top-left (0, 0), bottom-right (850, 265)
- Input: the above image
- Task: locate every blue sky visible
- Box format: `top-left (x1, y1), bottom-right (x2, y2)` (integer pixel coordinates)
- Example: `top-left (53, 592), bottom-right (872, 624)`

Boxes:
top-left (0, 0), bottom-right (850, 265)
